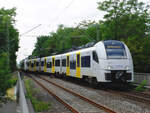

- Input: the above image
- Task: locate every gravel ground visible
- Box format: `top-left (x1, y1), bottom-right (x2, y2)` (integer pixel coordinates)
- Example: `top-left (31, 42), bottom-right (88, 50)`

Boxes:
top-left (24, 76), bottom-right (72, 113)
top-left (42, 76), bottom-right (150, 113)
top-left (34, 76), bottom-right (106, 113)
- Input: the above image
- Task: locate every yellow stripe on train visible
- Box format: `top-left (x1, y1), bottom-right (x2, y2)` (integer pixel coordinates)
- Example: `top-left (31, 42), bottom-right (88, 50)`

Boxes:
top-left (76, 52), bottom-right (81, 78)
top-left (52, 56), bottom-right (55, 73)
top-left (66, 54), bottom-right (70, 76)
top-left (44, 57), bottom-right (47, 72)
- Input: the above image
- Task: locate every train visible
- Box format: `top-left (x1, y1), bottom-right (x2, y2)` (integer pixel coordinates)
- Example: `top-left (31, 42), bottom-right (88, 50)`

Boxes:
top-left (20, 40), bottom-right (134, 86)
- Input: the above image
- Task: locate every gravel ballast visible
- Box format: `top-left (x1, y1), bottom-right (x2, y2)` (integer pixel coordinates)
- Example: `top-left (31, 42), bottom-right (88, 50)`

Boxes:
top-left (42, 76), bottom-right (150, 113)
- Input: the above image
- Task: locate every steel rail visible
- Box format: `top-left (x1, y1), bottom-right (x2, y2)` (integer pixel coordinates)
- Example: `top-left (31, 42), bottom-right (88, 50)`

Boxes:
top-left (132, 91), bottom-right (150, 98)
top-left (38, 75), bottom-right (117, 113)
top-left (120, 92), bottom-right (150, 104)
top-left (107, 90), bottom-right (150, 105)
top-left (30, 76), bottom-right (79, 113)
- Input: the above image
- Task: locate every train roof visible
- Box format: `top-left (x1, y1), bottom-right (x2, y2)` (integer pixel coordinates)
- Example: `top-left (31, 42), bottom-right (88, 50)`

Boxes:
top-left (25, 40), bottom-right (124, 61)
top-left (61, 46), bottom-right (95, 56)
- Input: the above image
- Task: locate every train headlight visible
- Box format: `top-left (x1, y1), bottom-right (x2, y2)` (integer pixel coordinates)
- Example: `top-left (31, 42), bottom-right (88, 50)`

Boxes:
top-left (125, 66), bottom-right (130, 70)
top-left (107, 66), bottom-right (113, 70)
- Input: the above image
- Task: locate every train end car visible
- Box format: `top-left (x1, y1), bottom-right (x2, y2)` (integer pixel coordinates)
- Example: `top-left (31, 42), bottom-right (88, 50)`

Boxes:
top-left (93, 40), bottom-right (133, 84)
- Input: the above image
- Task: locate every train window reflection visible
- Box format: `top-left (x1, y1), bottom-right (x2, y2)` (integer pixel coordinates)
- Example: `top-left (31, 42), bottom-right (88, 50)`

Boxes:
top-left (106, 48), bottom-right (126, 59)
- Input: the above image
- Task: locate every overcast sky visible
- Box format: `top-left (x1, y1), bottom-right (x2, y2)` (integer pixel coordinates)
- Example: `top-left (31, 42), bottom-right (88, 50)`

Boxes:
top-left (1, 0), bottom-right (149, 63)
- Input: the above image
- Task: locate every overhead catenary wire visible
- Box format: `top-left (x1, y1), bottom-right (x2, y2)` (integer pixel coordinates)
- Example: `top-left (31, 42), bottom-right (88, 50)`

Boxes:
top-left (49, 0), bottom-right (74, 26)
top-left (18, 1), bottom-right (75, 62)
top-left (20, 24), bottom-right (42, 36)
top-left (20, 0), bottom-right (74, 37)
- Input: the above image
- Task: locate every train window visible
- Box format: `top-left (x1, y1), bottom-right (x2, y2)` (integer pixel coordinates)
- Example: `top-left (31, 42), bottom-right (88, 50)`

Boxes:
top-left (81, 56), bottom-right (90, 67)
top-left (70, 60), bottom-right (76, 69)
top-left (36, 62), bottom-right (39, 66)
top-left (41, 61), bottom-right (44, 66)
top-left (67, 56), bottom-right (69, 67)
top-left (77, 54), bottom-right (80, 67)
top-left (52, 58), bottom-right (55, 66)
top-left (62, 59), bottom-right (66, 67)
top-left (31, 63), bottom-right (34, 67)
top-left (55, 60), bottom-right (60, 66)
top-left (27, 62), bottom-right (29, 66)
top-left (104, 40), bottom-right (127, 59)
top-left (47, 62), bottom-right (52, 68)
top-left (106, 48), bottom-right (126, 59)
top-left (92, 51), bottom-right (99, 63)
top-left (50, 62), bottom-right (52, 68)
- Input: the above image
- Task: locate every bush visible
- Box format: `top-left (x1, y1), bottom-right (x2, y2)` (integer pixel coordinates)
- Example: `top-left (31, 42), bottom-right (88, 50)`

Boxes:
top-left (135, 80), bottom-right (147, 92)
top-left (0, 53), bottom-right (12, 97)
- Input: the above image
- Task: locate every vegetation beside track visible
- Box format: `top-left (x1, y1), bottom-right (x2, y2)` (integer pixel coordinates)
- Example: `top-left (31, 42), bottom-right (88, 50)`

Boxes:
top-left (0, 7), bottom-right (19, 99)
top-left (25, 78), bottom-right (51, 112)
top-left (135, 80), bottom-right (147, 92)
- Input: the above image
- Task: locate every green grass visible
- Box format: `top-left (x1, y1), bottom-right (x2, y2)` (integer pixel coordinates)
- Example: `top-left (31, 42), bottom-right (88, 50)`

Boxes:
top-left (135, 80), bottom-right (147, 92)
top-left (25, 79), bottom-right (51, 112)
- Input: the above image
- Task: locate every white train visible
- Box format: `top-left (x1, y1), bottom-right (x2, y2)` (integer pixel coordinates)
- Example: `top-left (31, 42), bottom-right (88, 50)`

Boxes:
top-left (21, 40), bottom-right (134, 85)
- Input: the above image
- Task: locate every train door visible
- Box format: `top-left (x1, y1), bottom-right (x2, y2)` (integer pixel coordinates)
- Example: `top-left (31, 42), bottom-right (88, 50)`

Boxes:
top-left (44, 58), bottom-right (47, 72)
top-left (52, 56), bottom-right (55, 73)
top-left (66, 54), bottom-right (70, 76)
top-left (92, 51), bottom-right (100, 78)
top-left (76, 52), bottom-right (81, 78)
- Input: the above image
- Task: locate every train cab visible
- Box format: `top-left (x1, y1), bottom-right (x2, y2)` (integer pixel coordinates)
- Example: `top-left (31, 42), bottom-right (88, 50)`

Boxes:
top-left (94, 40), bottom-right (133, 83)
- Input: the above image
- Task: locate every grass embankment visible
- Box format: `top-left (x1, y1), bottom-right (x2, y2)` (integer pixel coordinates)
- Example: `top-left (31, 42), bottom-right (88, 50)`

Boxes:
top-left (25, 79), bottom-right (51, 112)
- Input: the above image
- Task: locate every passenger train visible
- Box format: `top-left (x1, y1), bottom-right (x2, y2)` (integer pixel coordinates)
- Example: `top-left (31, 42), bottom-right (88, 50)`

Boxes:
top-left (20, 40), bottom-right (134, 85)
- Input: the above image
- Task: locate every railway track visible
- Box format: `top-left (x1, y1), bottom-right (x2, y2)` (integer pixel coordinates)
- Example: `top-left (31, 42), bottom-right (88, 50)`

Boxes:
top-left (104, 89), bottom-right (150, 105)
top-left (131, 91), bottom-right (150, 99)
top-left (52, 74), bottom-right (150, 105)
top-left (45, 74), bottom-right (150, 106)
top-left (23, 72), bottom-right (150, 112)
top-left (30, 74), bottom-right (117, 113)
top-left (30, 75), bottom-right (78, 113)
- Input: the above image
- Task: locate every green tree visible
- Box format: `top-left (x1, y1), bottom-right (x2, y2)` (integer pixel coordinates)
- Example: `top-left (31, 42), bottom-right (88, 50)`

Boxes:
top-left (0, 8), bottom-right (19, 97)
top-left (98, 0), bottom-right (150, 72)
top-left (0, 7), bottom-right (19, 71)
top-left (98, 0), bottom-right (150, 40)
top-left (0, 53), bottom-right (12, 96)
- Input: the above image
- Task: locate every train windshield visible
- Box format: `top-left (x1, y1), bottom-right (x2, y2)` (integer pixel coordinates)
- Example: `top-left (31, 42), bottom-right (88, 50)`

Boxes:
top-left (104, 40), bottom-right (127, 59)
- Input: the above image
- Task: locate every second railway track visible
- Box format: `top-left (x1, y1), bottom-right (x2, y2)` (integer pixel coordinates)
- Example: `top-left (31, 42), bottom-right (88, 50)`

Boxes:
top-left (106, 90), bottom-right (150, 105)
top-left (29, 74), bottom-right (116, 113)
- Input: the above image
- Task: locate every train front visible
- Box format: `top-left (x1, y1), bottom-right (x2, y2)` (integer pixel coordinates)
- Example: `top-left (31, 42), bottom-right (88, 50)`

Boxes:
top-left (95, 40), bottom-right (134, 83)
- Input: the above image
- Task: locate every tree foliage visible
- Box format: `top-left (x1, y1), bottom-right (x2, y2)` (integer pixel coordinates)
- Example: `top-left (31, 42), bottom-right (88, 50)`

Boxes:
top-left (0, 53), bottom-right (12, 96)
top-left (97, 0), bottom-right (150, 40)
top-left (31, 0), bottom-right (150, 72)
top-left (32, 24), bottom-right (93, 57)
top-left (98, 0), bottom-right (150, 72)
top-left (0, 8), bottom-right (19, 96)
